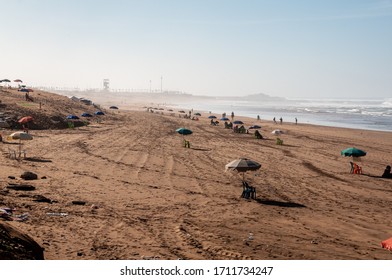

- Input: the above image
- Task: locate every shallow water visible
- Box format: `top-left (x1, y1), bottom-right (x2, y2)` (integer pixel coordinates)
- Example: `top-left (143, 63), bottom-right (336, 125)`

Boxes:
top-left (175, 98), bottom-right (392, 132)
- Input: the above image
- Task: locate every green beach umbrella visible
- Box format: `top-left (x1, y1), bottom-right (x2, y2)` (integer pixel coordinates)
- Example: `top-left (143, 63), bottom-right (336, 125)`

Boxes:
top-left (176, 128), bottom-right (193, 135)
top-left (341, 147), bottom-right (367, 157)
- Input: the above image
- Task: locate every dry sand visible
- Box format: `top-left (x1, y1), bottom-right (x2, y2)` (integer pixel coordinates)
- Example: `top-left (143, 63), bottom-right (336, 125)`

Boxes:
top-left (1, 89), bottom-right (392, 260)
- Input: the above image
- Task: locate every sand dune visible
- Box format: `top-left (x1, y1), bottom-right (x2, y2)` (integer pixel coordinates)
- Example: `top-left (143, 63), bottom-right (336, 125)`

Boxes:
top-left (1, 90), bottom-right (392, 260)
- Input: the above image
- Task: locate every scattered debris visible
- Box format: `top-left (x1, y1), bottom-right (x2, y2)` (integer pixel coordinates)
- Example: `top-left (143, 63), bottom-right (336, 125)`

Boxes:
top-left (0, 208), bottom-right (29, 222)
top-left (14, 213), bottom-right (29, 222)
top-left (46, 212), bottom-right (68, 217)
top-left (6, 184), bottom-right (36, 191)
top-left (0, 208), bottom-right (12, 220)
top-left (72, 201), bottom-right (86, 205)
top-left (33, 195), bottom-right (53, 203)
top-left (21, 171), bottom-right (38, 180)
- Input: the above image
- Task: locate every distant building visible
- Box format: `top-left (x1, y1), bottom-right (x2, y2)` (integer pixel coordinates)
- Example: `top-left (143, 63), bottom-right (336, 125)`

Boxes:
top-left (103, 79), bottom-right (110, 92)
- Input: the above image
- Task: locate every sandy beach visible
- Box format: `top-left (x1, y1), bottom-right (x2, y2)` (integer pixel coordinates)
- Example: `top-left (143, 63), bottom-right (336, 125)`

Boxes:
top-left (1, 89), bottom-right (392, 260)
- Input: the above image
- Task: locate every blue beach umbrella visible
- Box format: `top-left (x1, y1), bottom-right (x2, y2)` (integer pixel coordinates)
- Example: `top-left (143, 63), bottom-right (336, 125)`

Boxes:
top-left (81, 112), bottom-right (93, 118)
top-left (233, 120), bottom-right (244, 125)
top-left (208, 116), bottom-right (217, 119)
top-left (109, 106), bottom-right (119, 110)
top-left (66, 115), bottom-right (79, 120)
top-left (95, 111), bottom-right (105, 116)
top-left (220, 117), bottom-right (229, 121)
top-left (249, 125), bottom-right (262, 129)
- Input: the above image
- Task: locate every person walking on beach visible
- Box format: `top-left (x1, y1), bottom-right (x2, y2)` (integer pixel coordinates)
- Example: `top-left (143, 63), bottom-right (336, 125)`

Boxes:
top-left (257, 115), bottom-right (260, 121)
top-left (295, 117), bottom-right (297, 125)
top-left (280, 117), bottom-right (283, 125)
top-left (231, 112), bottom-right (234, 120)
top-left (273, 117), bottom-right (276, 124)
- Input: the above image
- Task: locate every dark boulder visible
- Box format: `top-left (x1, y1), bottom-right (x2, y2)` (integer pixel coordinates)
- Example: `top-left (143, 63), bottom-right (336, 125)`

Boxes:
top-left (0, 221), bottom-right (44, 260)
top-left (21, 171), bottom-right (38, 180)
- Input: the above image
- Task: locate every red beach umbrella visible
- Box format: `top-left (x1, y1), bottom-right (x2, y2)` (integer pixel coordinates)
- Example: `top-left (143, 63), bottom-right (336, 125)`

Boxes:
top-left (14, 79), bottom-right (23, 83)
top-left (18, 116), bottom-right (33, 124)
top-left (381, 237), bottom-right (392, 251)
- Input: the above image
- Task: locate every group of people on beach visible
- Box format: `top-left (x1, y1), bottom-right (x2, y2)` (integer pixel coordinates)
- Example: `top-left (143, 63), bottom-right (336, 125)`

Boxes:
top-left (272, 117), bottom-right (297, 125)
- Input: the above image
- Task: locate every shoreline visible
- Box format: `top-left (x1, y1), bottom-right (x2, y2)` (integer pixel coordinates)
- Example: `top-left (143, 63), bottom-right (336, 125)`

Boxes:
top-left (47, 90), bottom-right (392, 133)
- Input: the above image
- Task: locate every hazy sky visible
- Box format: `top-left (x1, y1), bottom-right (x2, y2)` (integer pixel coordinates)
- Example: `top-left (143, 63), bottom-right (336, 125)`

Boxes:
top-left (1, 0), bottom-right (391, 99)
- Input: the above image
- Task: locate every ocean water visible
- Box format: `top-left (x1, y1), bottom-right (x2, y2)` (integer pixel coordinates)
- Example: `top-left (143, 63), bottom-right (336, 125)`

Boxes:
top-left (175, 98), bottom-right (392, 132)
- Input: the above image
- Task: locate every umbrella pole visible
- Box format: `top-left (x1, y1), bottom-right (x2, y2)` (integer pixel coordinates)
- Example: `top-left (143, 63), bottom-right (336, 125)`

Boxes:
top-left (19, 139), bottom-right (21, 159)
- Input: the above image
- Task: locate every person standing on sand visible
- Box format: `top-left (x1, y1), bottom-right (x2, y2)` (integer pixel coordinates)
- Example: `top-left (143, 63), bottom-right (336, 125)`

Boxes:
top-left (231, 112), bottom-right (234, 120)
top-left (273, 117), bottom-right (276, 124)
top-left (382, 165), bottom-right (392, 178)
top-left (257, 115), bottom-right (260, 120)
top-left (280, 117), bottom-right (283, 125)
top-left (295, 117), bottom-right (297, 124)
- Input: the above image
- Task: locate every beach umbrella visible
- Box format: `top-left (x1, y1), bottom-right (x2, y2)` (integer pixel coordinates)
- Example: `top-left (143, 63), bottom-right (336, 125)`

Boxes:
top-left (10, 131), bottom-right (33, 157)
top-left (178, 110), bottom-right (185, 113)
top-left (10, 131), bottom-right (33, 141)
top-left (19, 88), bottom-right (33, 92)
top-left (220, 117), bottom-right (229, 121)
top-left (271, 129), bottom-right (283, 135)
top-left (176, 128), bottom-right (193, 136)
top-left (109, 106), bottom-right (119, 109)
top-left (249, 125), bottom-right (262, 129)
top-left (341, 147), bottom-right (366, 157)
top-left (208, 115), bottom-right (217, 119)
top-left (381, 237), bottom-right (392, 251)
top-left (18, 116), bottom-right (33, 124)
top-left (95, 111), bottom-right (105, 115)
top-left (66, 115), bottom-right (79, 120)
top-left (176, 128), bottom-right (193, 146)
top-left (340, 147), bottom-right (366, 174)
top-left (1, 79), bottom-right (11, 83)
top-left (341, 147), bottom-right (366, 173)
top-left (194, 112), bottom-right (201, 116)
top-left (81, 112), bottom-right (93, 118)
top-left (168, 109), bottom-right (173, 111)
top-left (233, 120), bottom-right (244, 125)
top-left (225, 158), bottom-right (261, 180)
top-left (14, 79), bottom-right (23, 83)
